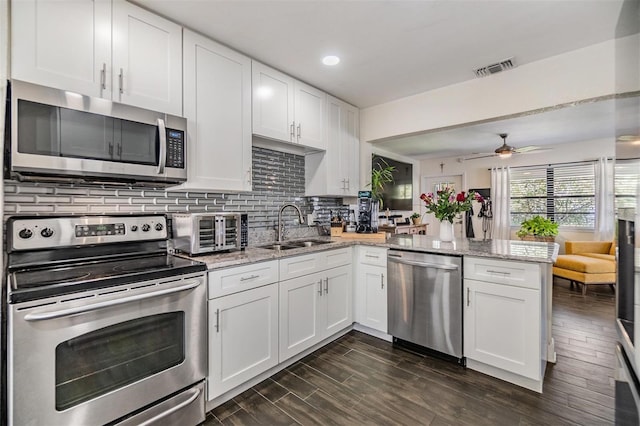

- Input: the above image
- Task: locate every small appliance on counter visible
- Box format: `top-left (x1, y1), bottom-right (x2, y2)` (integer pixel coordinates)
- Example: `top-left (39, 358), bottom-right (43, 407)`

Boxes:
top-left (345, 210), bottom-right (357, 233)
top-left (172, 212), bottom-right (248, 255)
top-left (356, 190), bottom-right (379, 233)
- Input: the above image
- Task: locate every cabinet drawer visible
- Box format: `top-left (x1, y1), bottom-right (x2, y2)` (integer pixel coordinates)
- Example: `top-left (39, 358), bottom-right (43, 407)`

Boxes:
top-left (280, 248), bottom-right (352, 281)
top-left (358, 246), bottom-right (388, 267)
top-left (464, 256), bottom-right (540, 290)
top-left (208, 260), bottom-right (278, 298)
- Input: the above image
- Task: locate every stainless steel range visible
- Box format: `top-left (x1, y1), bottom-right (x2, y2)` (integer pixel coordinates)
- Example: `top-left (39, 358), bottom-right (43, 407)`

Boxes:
top-left (5, 214), bottom-right (207, 426)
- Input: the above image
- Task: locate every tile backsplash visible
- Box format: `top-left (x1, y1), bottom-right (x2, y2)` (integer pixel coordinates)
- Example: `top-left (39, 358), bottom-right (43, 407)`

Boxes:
top-left (3, 146), bottom-right (346, 244)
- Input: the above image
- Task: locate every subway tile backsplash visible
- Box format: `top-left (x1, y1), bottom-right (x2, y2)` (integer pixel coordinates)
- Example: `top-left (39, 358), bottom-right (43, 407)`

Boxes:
top-left (3, 146), bottom-right (345, 244)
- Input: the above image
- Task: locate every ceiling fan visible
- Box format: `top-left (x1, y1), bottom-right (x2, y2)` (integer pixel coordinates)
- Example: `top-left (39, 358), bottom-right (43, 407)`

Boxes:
top-left (458, 133), bottom-right (550, 161)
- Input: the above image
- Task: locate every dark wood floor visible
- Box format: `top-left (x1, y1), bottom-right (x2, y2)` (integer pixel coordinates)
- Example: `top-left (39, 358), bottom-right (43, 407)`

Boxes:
top-left (204, 278), bottom-right (617, 425)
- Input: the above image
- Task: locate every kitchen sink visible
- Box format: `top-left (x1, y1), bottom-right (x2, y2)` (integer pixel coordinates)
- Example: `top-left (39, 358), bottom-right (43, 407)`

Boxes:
top-left (286, 239), bottom-right (333, 247)
top-left (258, 239), bottom-right (333, 251)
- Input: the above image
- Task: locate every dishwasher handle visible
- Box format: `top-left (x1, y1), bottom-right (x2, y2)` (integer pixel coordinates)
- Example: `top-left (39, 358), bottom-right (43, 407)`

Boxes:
top-left (387, 256), bottom-right (459, 271)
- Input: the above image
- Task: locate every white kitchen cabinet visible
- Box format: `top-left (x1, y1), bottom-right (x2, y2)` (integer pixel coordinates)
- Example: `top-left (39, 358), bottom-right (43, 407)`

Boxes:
top-left (354, 246), bottom-right (388, 333)
top-left (279, 248), bottom-right (353, 362)
top-left (12, 0), bottom-right (182, 115)
top-left (173, 30), bottom-right (252, 192)
top-left (463, 256), bottom-right (545, 392)
top-left (252, 61), bottom-right (326, 150)
top-left (279, 265), bottom-right (352, 361)
top-left (11, 0), bottom-right (111, 98)
top-left (208, 283), bottom-right (279, 400)
top-left (306, 95), bottom-right (360, 196)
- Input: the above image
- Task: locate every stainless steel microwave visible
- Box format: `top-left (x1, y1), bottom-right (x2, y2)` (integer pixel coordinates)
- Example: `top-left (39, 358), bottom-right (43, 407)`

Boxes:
top-left (6, 79), bottom-right (187, 185)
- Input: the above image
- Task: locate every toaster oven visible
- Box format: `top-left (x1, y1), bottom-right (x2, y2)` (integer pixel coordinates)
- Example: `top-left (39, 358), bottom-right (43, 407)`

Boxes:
top-left (172, 213), bottom-right (248, 255)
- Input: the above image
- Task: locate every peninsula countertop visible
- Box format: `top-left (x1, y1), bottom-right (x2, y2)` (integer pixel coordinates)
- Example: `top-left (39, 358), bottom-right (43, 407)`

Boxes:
top-left (178, 234), bottom-right (559, 271)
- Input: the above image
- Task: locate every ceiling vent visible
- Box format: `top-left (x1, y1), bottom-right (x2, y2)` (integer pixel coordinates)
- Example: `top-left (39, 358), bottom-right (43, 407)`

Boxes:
top-left (474, 57), bottom-right (515, 78)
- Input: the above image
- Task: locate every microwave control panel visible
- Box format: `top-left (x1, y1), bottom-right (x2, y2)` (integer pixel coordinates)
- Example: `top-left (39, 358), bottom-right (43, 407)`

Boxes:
top-left (166, 130), bottom-right (185, 168)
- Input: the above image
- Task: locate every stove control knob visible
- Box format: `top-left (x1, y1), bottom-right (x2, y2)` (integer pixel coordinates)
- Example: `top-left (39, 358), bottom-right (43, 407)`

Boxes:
top-left (18, 228), bottom-right (33, 239)
top-left (40, 227), bottom-right (54, 238)
top-left (131, 225), bottom-right (138, 232)
top-left (142, 224), bottom-right (151, 232)
top-left (155, 223), bottom-right (164, 232)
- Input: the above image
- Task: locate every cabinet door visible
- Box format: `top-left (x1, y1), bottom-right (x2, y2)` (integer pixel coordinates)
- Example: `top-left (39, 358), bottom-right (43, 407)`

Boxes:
top-left (11, 0), bottom-right (111, 98)
top-left (341, 101), bottom-right (360, 196)
top-left (179, 30), bottom-right (252, 192)
top-left (358, 265), bottom-right (388, 333)
top-left (208, 284), bottom-right (279, 400)
top-left (279, 272), bottom-right (323, 361)
top-left (323, 265), bottom-right (352, 336)
top-left (464, 279), bottom-right (540, 380)
top-left (112, 0), bottom-right (182, 115)
top-left (252, 62), bottom-right (294, 143)
top-left (324, 97), bottom-right (344, 194)
top-left (294, 81), bottom-right (325, 150)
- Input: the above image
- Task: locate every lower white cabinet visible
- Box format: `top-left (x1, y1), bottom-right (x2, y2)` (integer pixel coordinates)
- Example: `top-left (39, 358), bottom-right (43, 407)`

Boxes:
top-left (354, 246), bottom-right (388, 333)
top-left (464, 279), bottom-right (540, 379)
top-left (279, 264), bottom-right (352, 361)
top-left (463, 256), bottom-right (544, 391)
top-left (207, 284), bottom-right (278, 400)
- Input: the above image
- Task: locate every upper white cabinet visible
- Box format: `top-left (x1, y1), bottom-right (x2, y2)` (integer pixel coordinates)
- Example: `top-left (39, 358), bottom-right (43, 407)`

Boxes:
top-left (12, 0), bottom-right (182, 115)
top-left (252, 61), bottom-right (326, 150)
top-left (306, 95), bottom-right (360, 196)
top-left (173, 30), bottom-right (252, 192)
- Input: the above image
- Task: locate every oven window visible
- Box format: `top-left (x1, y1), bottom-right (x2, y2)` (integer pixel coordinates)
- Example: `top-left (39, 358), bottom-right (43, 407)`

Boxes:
top-left (55, 312), bottom-right (185, 411)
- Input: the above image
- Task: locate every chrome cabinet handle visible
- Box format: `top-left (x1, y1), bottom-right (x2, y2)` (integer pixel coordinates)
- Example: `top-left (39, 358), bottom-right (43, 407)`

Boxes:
top-left (108, 142), bottom-right (113, 156)
top-left (318, 279), bottom-right (323, 296)
top-left (24, 280), bottom-right (202, 321)
top-left (118, 68), bottom-right (124, 94)
top-left (240, 274), bottom-right (260, 281)
top-left (365, 254), bottom-right (379, 259)
top-left (324, 277), bottom-right (329, 295)
top-left (297, 123), bottom-right (301, 141)
top-left (381, 273), bottom-right (384, 289)
top-left (486, 269), bottom-right (511, 275)
top-left (246, 168), bottom-right (252, 185)
top-left (215, 308), bottom-right (220, 332)
top-left (157, 118), bottom-right (167, 174)
top-left (100, 63), bottom-right (107, 90)
top-left (290, 122), bottom-right (295, 141)
top-left (137, 386), bottom-right (202, 426)
top-left (116, 144), bottom-right (122, 157)
top-left (467, 287), bottom-right (470, 306)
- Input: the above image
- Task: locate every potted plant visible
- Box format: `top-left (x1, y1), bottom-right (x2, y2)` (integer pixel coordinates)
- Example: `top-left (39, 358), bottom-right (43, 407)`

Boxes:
top-left (410, 212), bottom-right (422, 225)
top-left (516, 216), bottom-right (559, 242)
top-left (369, 157), bottom-right (395, 208)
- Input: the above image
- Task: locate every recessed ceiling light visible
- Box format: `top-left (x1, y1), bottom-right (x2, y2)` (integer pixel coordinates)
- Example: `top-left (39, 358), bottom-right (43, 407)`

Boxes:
top-left (322, 55), bottom-right (340, 66)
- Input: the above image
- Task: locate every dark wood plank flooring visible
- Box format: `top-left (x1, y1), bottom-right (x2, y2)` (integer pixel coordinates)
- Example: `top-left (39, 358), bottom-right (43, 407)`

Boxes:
top-left (204, 277), bottom-right (616, 425)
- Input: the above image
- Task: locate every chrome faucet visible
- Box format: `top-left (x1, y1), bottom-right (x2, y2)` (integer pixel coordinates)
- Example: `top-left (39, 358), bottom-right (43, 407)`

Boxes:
top-left (277, 203), bottom-right (305, 243)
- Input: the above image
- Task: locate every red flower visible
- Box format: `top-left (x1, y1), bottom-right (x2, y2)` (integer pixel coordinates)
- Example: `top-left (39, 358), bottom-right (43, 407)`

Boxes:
top-left (475, 193), bottom-right (484, 203)
top-left (420, 193), bottom-right (428, 201)
top-left (456, 192), bottom-right (466, 202)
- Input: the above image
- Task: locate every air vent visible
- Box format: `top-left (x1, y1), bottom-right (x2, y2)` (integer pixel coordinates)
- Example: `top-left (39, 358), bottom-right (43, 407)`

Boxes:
top-left (474, 57), bottom-right (515, 78)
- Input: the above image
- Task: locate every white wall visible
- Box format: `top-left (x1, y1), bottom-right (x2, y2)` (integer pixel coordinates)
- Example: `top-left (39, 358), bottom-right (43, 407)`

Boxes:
top-left (360, 34), bottom-right (640, 143)
top-left (419, 138), bottom-right (615, 250)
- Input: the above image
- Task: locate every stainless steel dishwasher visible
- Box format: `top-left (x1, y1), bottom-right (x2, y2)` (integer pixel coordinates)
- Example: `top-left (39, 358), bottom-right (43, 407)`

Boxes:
top-left (387, 249), bottom-right (463, 361)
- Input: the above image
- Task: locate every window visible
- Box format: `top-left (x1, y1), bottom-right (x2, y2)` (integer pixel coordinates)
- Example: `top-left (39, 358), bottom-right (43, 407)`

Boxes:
top-left (510, 163), bottom-right (595, 228)
top-left (615, 159), bottom-right (640, 210)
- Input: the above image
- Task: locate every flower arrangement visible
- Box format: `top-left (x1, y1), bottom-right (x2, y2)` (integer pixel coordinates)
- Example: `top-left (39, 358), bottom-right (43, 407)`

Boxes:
top-left (420, 187), bottom-right (483, 223)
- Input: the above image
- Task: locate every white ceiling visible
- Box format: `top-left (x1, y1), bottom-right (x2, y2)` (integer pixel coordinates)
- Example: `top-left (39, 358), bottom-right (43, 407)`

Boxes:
top-left (134, 0), bottom-right (637, 158)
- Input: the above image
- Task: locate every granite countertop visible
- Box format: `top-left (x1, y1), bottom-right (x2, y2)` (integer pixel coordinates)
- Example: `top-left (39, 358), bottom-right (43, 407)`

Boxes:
top-left (177, 234), bottom-right (559, 270)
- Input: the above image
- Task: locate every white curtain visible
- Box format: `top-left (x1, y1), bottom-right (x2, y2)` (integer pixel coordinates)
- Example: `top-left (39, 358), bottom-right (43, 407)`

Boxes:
top-left (491, 167), bottom-right (511, 240)
top-left (594, 157), bottom-right (615, 241)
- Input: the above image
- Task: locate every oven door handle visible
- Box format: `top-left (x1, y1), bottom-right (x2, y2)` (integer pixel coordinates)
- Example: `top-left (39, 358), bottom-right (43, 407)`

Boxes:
top-left (137, 386), bottom-right (201, 426)
top-left (23, 280), bottom-right (201, 321)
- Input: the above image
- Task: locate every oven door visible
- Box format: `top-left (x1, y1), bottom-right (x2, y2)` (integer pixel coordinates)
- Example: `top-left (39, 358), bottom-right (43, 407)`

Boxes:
top-left (8, 273), bottom-right (206, 426)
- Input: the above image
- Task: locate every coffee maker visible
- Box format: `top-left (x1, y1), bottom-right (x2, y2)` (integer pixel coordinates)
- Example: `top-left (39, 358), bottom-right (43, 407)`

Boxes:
top-left (356, 191), bottom-right (378, 233)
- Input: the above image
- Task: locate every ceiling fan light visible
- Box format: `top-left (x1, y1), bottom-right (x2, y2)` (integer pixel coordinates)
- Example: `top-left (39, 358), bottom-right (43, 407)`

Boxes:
top-left (498, 151), bottom-right (513, 159)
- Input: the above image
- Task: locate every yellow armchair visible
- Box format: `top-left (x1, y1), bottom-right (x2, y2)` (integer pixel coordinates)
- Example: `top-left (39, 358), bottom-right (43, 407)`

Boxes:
top-left (553, 241), bottom-right (616, 295)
